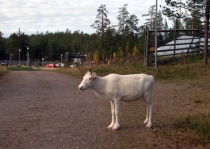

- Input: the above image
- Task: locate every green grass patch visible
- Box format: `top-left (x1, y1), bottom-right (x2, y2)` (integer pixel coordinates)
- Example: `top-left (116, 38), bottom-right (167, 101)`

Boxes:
top-left (55, 57), bottom-right (210, 81)
top-left (195, 100), bottom-right (202, 104)
top-left (176, 113), bottom-right (210, 144)
top-left (0, 66), bottom-right (9, 77)
top-left (55, 62), bottom-right (155, 78)
top-left (8, 66), bottom-right (34, 71)
top-left (55, 67), bottom-right (83, 77)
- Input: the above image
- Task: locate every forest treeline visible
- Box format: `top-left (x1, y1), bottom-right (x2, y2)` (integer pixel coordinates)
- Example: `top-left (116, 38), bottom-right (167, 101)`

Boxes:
top-left (0, 1), bottom-right (207, 64)
top-left (0, 27), bottom-right (146, 63)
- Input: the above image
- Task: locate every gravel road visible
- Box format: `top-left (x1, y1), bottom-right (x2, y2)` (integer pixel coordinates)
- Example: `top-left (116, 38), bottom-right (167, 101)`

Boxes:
top-left (0, 71), bottom-right (209, 149)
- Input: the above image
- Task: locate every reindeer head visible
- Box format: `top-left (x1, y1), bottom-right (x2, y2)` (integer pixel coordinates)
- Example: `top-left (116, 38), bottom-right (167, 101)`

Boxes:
top-left (78, 69), bottom-right (97, 90)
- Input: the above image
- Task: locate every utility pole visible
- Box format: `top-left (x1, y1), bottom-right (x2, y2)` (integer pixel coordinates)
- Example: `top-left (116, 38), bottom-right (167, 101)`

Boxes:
top-left (155, 0), bottom-right (158, 70)
top-left (204, 1), bottom-right (209, 65)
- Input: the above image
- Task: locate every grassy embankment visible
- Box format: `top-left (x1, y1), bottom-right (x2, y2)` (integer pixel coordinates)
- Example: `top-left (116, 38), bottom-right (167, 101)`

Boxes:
top-left (0, 66), bottom-right (8, 77)
top-left (56, 57), bottom-right (210, 81)
top-left (0, 65), bottom-right (34, 78)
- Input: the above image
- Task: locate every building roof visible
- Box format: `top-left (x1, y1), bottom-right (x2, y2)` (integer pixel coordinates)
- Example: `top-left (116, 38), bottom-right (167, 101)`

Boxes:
top-left (156, 36), bottom-right (209, 56)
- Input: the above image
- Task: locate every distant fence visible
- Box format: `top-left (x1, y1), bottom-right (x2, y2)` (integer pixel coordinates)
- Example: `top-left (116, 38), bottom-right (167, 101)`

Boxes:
top-left (0, 60), bottom-right (61, 67)
top-left (144, 27), bottom-right (209, 66)
top-left (1, 53), bottom-right (87, 68)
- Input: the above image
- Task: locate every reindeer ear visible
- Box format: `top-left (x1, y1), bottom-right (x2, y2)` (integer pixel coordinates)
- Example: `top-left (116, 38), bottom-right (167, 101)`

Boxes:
top-left (92, 72), bottom-right (97, 79)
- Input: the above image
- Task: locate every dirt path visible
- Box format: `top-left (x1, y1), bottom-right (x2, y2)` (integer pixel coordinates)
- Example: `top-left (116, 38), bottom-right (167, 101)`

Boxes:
top-left (0, 71), bottom-right (209, 149)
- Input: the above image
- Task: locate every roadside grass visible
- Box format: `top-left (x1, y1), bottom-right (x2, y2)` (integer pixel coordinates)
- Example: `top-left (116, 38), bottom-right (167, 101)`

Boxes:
top-left (56, 57), bottom-right (210, 81)
top-left (55, 67), bottom-right (82, 76)
top-left (0, 66), bottom-right (35, 78)
top-left (176, 113), bottom-right (210, 144)
top-left (8, 66), bottom-right (33, 71)
top-left (175, 86), bottom-right (210, 144)
top-left (55, 62), bottom-right (154, 78)
top-left (0, 66), bottom-right (8, 77)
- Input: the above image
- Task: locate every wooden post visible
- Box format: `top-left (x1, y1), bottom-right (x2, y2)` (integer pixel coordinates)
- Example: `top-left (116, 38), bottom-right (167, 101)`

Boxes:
top-left (204, 1), bottom-right (209, 65)
top-left (187, 29), bottom-right (198, 55)
top-left (38, 60), bottom-right (39, 70)
top-left (173, 26), bottom-right (176, 62)
top-left (144, 27), bottom-right (149, 67)
top-left (198, 27), bottom-right (201, 56)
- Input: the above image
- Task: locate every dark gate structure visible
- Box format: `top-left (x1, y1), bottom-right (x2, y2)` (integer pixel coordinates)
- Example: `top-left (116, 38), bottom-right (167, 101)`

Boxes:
top-left (64, 52), bottom-right (86, 67)
top-left (144, 27), bottom-right (209, 66)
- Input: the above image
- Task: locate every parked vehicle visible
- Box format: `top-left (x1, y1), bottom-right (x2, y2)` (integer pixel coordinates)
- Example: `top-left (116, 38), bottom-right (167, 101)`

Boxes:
top-left (46, 63), bottom-right (57, 68)
top-left (1, 61), bottom-right (8, 66)
top-left (55, 63), bottom-right (64, 68)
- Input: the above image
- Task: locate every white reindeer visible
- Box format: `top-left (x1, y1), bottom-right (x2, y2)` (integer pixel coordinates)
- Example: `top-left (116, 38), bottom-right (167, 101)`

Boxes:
top-left (78, 69), bottom-right (154, 130)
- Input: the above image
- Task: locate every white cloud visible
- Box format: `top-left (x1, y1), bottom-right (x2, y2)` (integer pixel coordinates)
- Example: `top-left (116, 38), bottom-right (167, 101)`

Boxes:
top-left (0, 0), bottom-right (167, 37)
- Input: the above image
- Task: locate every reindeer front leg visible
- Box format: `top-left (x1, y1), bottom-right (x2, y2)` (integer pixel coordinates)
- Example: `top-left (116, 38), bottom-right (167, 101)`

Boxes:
top-left (112, 99), bottom-right (120, 130)
top-left (146, 104), bottom-right (152, 128)
top-left (107, 100), bottom-right (115, 129)
top-left (143, 103), bottom-right (149, 125)
top-left (143, 96), bottom-right (152, 128)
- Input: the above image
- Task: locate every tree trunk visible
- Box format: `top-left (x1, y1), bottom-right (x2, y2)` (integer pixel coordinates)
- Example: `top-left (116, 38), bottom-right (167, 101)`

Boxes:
top-left (204, 1), bottom-right (209, 65)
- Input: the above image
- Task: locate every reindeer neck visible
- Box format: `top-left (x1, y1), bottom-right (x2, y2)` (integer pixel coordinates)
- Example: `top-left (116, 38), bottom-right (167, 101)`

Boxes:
top-left (91, 76), bottom-right (106, 92)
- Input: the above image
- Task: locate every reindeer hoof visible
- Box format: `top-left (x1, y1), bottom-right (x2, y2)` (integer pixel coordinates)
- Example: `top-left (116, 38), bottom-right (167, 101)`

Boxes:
top-left (112, 125), bottom-right (120, 130)
top-left (112, 127), bottom-right (119, 130)
top-left (146, 123), bottom-right (152, 128)
top-left (106, 126), bottom-right (113, 130)
top-left (143, 119), bottom-right (148, 124)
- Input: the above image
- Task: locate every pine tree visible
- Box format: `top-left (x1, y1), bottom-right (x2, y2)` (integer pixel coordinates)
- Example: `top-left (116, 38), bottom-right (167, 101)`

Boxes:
top-left (117, 4), bottom-right (129, 35)
top-left (0, 32), bottom-right (5, 60)
top-left (125, 14), bottom-right (139, 42)
top-left (157, 11), bottom-right (164, 30)
top-left (91, 4), bottom-right (110, 60)
top-left (142, 5), bottom-right (156, 30)
top-left (183, 10), bottom-right (202, 29)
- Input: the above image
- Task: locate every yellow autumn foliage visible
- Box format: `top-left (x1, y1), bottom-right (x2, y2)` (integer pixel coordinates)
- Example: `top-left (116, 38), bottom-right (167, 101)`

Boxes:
top-left (132, 46), bottom-right (139, 57)
top-left (93, 50), bottom-right (99, 62)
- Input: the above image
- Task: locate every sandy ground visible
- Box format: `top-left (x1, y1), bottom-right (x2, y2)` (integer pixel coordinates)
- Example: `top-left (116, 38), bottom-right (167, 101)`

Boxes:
top-left (0, 71), bottom-right (209, 149)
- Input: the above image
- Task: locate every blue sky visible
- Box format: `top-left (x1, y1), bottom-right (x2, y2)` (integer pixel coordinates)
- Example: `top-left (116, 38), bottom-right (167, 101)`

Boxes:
top-left (0, 0), bottom-right (167, 37)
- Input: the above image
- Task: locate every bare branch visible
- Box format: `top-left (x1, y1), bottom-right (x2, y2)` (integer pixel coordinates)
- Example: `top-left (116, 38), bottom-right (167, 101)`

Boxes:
top-left (92, 64), bottom-right (103, 72)
top-left (78, 66), bottom-right (85, 73)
